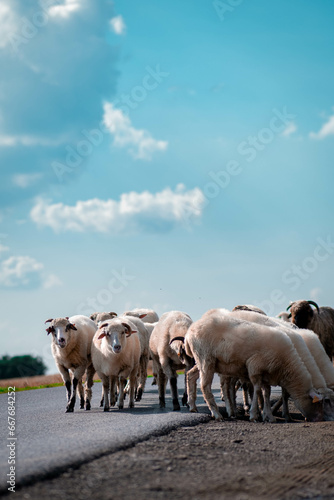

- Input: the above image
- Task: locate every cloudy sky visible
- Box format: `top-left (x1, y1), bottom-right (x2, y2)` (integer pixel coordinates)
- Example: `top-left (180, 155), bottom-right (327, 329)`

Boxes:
top-left (1, 0), bottom-right (334, 373)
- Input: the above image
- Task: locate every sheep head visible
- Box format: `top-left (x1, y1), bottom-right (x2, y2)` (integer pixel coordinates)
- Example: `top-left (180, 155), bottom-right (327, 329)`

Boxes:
top-left (286, 300), bottom-right (320, 329)
top-left (97, 319), bottom-right (137, 354)
top-left (45, 317), bottom-right (77, 348)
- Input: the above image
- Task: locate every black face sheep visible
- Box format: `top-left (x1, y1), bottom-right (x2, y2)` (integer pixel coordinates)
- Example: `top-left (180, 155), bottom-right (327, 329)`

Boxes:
top-left (45, 315), bottom-right (97, 412)
top-left (287, 300), bottom-right (334, 359)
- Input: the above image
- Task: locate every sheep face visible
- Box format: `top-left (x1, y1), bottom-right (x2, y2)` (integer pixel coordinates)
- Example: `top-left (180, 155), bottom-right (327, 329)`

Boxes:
top-left (98, 321), bottom-right (136, 354)
top-left (287, 301), bottom-right (318, 329)
top-left (294, 390), bottom-right (324, 422)
top-left (90, 312), bottom-right (117, 325)
top-left (45, 318), bottom-right (77, 349)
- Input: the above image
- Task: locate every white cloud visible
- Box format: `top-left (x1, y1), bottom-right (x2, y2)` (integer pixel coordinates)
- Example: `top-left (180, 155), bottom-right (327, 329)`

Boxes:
top-left (48, 0), bottom-right (82, 19)
top-left (0, 244), bottom-right (9, 255)
top-left (309, 113), bottom-right (334, 140)
top-left (30, 185), bottom-right (205, 233)
top-left (310, 287), bottom-right (322, 301)
top-left (103, 102), bottom-right (168, 160)
top-left (0, 134), bottom-right (64, 147)
top-left (110, 15), bottom-right (126, 35)
top-left (0, 2), bottom-right (18, 49)
top-left (0, 255), bottom-right (44, 288)
top-left (12, 173), bottom-right (43, 188)
top-left (281, 122), bottom-right (297, 137)
top-left (43, 274), bottom-right (63, 289)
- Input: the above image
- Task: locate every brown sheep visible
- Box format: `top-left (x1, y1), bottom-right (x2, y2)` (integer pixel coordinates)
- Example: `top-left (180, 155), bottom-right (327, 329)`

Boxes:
top-left (287, 300), bottom-right (334, 359)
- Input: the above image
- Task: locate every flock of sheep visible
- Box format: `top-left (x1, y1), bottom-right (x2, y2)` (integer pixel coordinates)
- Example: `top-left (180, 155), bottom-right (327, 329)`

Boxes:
top-left (45, 299), bottom-right (334, 423)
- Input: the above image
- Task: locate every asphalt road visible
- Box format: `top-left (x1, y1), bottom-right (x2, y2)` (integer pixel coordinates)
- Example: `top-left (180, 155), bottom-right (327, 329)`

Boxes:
top-left (0, 375), bottom-right (224, 491)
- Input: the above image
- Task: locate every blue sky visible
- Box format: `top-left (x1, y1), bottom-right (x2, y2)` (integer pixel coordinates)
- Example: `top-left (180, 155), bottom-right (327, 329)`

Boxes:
top-left (0, 0), bottom-right (334, 373)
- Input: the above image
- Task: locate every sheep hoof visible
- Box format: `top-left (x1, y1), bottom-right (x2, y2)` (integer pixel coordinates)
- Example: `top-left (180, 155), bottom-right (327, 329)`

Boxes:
top-left (103, 407), bottom-right (110, 412)
top-left (135, 388), bottom-right (143, 401)
top-left (152, 378), bottom-right (157, 386)
top-left (66, 407), bottom-right (74, 413)
top-left (181, 394), bottom-right (188, 406)
top-left (85, 401), bottom-right (91, 411)
top-left (118, 404), bottom-right (124, 410)
top-left (190, 407), bottom-right (198, 413)
top-left (173, 403), bottom-right (181, 411)
top-left (129, 402), bottom-right (135, 408)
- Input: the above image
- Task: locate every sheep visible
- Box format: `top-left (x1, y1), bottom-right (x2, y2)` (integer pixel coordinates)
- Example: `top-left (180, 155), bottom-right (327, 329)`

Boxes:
top-left (297, 329), bottom-right (334, 390)
top-left (232, 304), bottom-right (266, 315)
top-left (231, 309), bottom-right (334, 421)
top-left (287, 300), bottom-right (334, 359)
top-left (183, 309), bottom-right (324, 422)
top-left (118, 314), bottom-right (150, 401)
top-left (122, 308), bottom-right (159, 324)
top-left (90, 311), bottom-right (117, 325)
top-left (149, 311), bottom-right (194, 411)
top-left (45, 315), bottom-right (97, 412)
top-left (91, 317), bottom-right (140, 411)
top-left (277, 311), bottom-right (291, 322)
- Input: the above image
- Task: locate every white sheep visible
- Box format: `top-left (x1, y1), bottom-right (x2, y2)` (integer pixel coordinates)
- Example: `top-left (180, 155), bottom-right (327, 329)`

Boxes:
top-left (45, 315), bottom-right (97, 412)
top-left (277, 311), bottom-right (291, 322)
top-left (118, 314), bottom-right (150, 401)
top-left (297, 329), bottom-right (334, 390)
top-left (122, 308), bottom-right (159, 324)
top-left (91, 317), bottom-right (140, 411)
top-left (231, 309), bottom-right (334, 421)
top-left (90, 311), bottom-right (117, 325)
top-left (149, 311), bottom-right (193, 411)
top-left (184, 309), bottom-right (324, 422)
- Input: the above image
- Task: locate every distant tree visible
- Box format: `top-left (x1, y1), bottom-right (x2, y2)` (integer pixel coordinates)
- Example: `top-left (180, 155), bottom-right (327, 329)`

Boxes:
top-left (0, 355), bottom-right (47, 379)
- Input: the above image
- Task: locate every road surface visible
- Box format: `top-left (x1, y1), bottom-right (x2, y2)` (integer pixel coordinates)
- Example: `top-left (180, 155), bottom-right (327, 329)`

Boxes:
top-left (1, 375), bottom-right (225, 491)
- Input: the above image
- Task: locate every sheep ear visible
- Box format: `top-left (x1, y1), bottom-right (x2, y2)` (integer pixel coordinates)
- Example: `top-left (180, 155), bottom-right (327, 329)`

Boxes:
top-left (139, 314), bottom-right (147, 319)
top-left (69, 323), bottom-right (77, 331)
top-left (98, 332), bottom-right (107, 340)
top-left (99, 322), bottom-right (109, 329)
top-left (90, 313), bottom-right (97, 321)
top-left (309, 390), bottom-right (323, 403)
top-left (109, 312), bottom-right (117, 317)
top-left (121, 322), bottom-right (137, 337)
top-left (45, 318), bottom-right (53, 324)
top-left (46, 327), bottom-right (53, 335)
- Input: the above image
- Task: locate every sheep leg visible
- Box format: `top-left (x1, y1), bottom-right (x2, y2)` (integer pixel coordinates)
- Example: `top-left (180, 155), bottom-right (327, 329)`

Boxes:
top-left (200, 365), bottom-right (222, 421)
top-left (249, 382), bottom-right (261, 422)
top-left (162, 362), bottom-right (180, 411)
top-left (117, 377), bottom-right (126, 409)
top-left (66, 366), bottom-right (86, 412)
top-left (271, 395), bottom-right (283, 415)
top-left (262, 384), bottom-right (276, 423)
top-left (151, 357), bottom-right (159, 385)
top-left (282, 388), bottom-right (293, 422)
top-left (222, 377), bottom-right (236, 418)
top-left (128, 369), bottom-right (137, 408)
top-left (57, 364), bottom-right (72, 406)
top-left (109, 376), bottom-right (117, 407)
top-left (182, 369), bottom-right (189, 407)
top-left (136, 353), bottom-right (148, 402)
top-left (157, 363), bottom-right (167, 408)
top-left (84, 363), bottom-right (95, 411)
top-left (101, 374), bottom-right (110, 412)
top-left (77, 378), bottom-right (85, 409)
top-left (242, 383), bottom-right (250, 412)
top-left (187, 365), bottom-right (199, 413)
